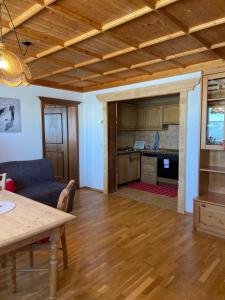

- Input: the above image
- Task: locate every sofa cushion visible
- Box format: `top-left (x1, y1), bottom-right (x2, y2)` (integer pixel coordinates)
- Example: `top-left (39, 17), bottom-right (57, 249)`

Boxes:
top-left (6, 178), bottom-right (16, 192)
top-left (0, 159), bottom-right (54, 189)
top-left (17, 182), bottom-right (68, 209)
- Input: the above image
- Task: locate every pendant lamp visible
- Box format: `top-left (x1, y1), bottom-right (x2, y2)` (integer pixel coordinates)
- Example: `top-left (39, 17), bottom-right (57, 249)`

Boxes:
top-left (0, 1), bottom-right (31, 86)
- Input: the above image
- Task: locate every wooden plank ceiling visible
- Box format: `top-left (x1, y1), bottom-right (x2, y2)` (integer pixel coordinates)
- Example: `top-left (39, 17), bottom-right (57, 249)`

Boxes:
top-left (3, 0), bottom-right (225, 92)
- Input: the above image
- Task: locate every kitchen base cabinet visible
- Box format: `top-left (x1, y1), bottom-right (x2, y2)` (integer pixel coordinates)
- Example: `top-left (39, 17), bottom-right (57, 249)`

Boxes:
top-left (117, 153), bottom-right (140, 186)
top-left (141, 155), bottom-right (157, 184)
top-left (130, 153), bottom-right (140, 182)
top-left (117, 154), bottom-right (130, 185)
top-left (194, 196), bottom-right (225, 240)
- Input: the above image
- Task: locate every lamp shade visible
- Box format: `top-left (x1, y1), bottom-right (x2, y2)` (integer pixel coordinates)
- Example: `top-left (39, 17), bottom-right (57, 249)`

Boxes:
top-left (0, 42), bottom-right (31, 86)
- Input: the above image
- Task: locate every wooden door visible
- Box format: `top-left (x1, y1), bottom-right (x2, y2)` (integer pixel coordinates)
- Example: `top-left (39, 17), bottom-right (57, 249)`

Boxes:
top-left (162, 104), bottom-right (179, 124)
top-left (117, 154), bottom-right (130, 185)
top-left (144, 105), bottom-right (162, 130)
top-left (44, 106), bottom-right (68, 182)
top-left (130, 153), bottom-right (140, 181)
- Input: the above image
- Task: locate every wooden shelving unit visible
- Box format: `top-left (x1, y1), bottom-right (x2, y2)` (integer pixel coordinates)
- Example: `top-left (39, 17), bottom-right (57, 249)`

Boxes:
top-left (194, 70), bottom-right (225, 240)
top-left (200, 166), bottom-right (225, 174)
top-left (208, 97), bottom-right (225, 102)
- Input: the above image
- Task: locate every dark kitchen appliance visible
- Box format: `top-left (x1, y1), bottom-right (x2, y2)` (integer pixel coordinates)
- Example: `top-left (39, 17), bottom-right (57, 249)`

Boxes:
top-left (157, 153), bottom-right (179, 180)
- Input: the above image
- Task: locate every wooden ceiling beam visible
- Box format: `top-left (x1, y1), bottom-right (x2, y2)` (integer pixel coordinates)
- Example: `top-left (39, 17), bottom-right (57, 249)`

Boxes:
top-left (25, 0), bottom-right (225, 87)
top-left (105, 32), bottom-right (139, 49)
top-left (155, 0), bottom-right (181, 9)
top-left (74, 58), bottom-right (101, 68)
top-left (16, 26), bottom-right (64, 46)
top-left (67, 46), bottom-right (103, 60)
top-left (24, 0), bottom-right (180, 64)
top-left (103, 67), bottom-right (128, 76)
top-left (2, 0), bottom-right (57, 36)
top-left (81, 58), bottom-right (222, 92)
top-left (58, 74), bottom-right (101, 86)
top-left (33, 78), bottom-right (83, 92)
top-left (46, 4), bottom-right (103, 31)
top-left (102, 47), bottom-right (136, 60)
top-left (101, 6), bottom-right (153, 31)
top-left (130, 58), bottom-right (163, 69)
top-left (159, 9), bottom-right (224, 60)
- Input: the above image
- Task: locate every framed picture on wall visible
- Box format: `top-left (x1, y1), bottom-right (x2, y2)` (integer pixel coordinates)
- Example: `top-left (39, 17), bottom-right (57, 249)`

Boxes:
top-left (0, 98), bottom-right (21, 132)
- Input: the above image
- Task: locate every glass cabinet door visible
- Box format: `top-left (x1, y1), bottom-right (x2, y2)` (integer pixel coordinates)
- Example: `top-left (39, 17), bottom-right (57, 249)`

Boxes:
top-left (206, 102), bottom-right (225, 145)
top-left (208, 78), bottom-right (225, 100)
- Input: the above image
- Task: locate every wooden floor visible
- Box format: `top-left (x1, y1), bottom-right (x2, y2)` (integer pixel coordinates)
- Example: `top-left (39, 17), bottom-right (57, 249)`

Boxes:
top-left (1, 189), bottom-right (225, 300)
top-left (114, 187), bottom-right (177, 212)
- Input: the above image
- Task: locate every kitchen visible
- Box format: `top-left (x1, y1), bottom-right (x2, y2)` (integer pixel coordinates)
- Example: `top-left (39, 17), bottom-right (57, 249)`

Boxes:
top-left (116, 94), bottom-right (180, 211)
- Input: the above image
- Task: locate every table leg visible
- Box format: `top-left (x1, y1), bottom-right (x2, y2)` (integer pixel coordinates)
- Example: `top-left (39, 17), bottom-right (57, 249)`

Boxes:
top-left (49, 229), bottom-right (59, 300)
top-left (0, 255), bottom-right (6, 268)
top-left (8, 254), bottom-right (16, 293)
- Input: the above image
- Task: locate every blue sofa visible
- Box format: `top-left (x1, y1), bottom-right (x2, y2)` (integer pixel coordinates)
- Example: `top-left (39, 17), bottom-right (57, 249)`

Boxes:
top-left (0, 159), bottom-right (75, 212)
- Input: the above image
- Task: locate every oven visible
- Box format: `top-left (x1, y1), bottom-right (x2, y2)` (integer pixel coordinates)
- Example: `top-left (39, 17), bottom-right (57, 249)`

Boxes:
top-left (157, 153), bottom-right (179, 180)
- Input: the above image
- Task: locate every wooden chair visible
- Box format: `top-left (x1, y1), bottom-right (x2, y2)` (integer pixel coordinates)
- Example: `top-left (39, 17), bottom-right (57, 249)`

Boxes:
top-left (0, 173), bottom-right (7, 268)
top-left (0, 173), bottom-right (6, 191)
top-left (9, 179), bottom-right (75, 292)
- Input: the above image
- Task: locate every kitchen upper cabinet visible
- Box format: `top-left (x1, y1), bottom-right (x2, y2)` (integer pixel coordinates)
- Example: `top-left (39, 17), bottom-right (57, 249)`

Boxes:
top-left (117, 103), bottom-right (138, 130)
top-left (162, 103), bottom-right (179, 124)
top-left (117, 154), bottom-right (130, 185)
top-left (143, 104), bottom-right (162, 130)
top-left (130, 153), bottom-right (140, 181)
top-left (117, 102), bottom-right (179, 131)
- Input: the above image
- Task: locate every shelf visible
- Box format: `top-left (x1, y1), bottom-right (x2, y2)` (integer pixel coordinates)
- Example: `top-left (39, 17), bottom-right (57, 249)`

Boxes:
top-left (208, 97), bottom-right (225, 102)
top-left (194, 192), bottom-right (225, 206)
top-left (200, 165), bottom-right (225, 174)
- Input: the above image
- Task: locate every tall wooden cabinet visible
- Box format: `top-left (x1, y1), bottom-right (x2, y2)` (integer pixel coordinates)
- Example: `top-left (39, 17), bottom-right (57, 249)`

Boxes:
top-left (201, 72), bottom-right (225, 150)
top-left (194, 70), bottom-right (225, 239)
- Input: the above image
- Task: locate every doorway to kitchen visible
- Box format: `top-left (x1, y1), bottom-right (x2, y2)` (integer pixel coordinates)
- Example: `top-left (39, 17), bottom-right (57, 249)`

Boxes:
top-left (98, 78), bottom-right (200, 214)
top-left (40, 97), bottom-right (80, 188)
top-left (113, 94), bottom-right (180, 212)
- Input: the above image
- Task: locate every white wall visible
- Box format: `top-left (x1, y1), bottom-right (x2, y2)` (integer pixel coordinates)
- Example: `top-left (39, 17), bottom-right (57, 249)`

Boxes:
top-left (186, 85), bottom-right (201, 212)
top-left (82, 72), bottom-right (201, 212)
top-left (0, 84), bottom-right (83, 163)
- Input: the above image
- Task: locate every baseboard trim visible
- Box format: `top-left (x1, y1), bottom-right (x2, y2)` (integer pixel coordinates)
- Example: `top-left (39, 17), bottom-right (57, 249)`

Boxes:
top-left (79, 186), bottom-right (104, 193)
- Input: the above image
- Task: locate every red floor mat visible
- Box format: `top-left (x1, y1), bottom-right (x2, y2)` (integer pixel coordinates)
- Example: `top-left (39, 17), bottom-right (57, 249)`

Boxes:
top-left (127, 182), bottom-right (178, 197)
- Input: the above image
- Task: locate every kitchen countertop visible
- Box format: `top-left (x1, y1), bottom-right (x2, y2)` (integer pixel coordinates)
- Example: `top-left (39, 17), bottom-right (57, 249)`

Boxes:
top-left (117, 149), bottom-right (179, 155)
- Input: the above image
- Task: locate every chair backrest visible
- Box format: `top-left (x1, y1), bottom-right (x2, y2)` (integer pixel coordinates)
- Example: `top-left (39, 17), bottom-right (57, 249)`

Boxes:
top-left (0, 173), bottom-right (7, 190)
top-left (57, 180), bottom-right (75, 212)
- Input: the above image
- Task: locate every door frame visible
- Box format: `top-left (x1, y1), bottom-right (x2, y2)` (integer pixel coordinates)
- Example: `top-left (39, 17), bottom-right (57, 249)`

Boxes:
top-left (97, 77), bottom-right (200, 214)
top-left (40, 97), bottom-right (80, 187)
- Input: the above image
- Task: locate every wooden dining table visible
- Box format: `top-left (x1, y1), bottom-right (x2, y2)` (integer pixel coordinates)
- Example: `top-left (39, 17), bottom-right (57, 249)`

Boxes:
top-left (0, 190), bottom-right (76, 299)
